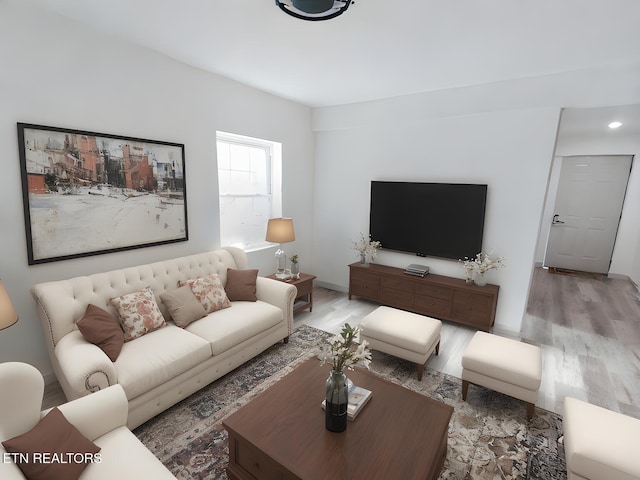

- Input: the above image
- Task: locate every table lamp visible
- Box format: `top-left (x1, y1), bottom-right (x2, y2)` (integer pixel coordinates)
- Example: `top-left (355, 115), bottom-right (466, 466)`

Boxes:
top-left (0, 279), bottom-right (18, 331)
top-left (265, 218), bottom-right (295, 279)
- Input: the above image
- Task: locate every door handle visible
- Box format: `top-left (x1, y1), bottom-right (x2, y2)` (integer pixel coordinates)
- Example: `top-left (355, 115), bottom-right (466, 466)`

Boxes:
top-left (552, 214), bottom-right (565, 225)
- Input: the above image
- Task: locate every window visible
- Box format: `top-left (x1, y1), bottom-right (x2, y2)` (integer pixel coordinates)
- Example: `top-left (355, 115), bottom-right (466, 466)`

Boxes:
top-left (216, 131), bottom-right (282, 250)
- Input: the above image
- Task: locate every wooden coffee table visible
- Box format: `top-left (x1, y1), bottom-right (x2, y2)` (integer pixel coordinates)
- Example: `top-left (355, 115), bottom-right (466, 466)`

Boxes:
top-left (223, 357), bottom-right (453, 480)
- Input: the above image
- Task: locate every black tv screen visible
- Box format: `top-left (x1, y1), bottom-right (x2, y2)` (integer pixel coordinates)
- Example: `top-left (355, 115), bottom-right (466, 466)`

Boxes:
top-left (369, 181), bottom-right (487, 260)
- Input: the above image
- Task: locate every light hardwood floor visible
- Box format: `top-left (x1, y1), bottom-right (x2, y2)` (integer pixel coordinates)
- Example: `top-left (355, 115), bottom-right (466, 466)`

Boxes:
top-left (44, 267), bottom-right (640, 419)
top-left (521, 267), bottom-right (640, 418)
top-left (297, 267), bottom-right (640, 419)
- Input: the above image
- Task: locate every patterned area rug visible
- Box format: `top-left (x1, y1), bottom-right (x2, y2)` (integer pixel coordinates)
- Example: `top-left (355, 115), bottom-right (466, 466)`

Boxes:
top-left (134, 325), bottom-right (566, 479)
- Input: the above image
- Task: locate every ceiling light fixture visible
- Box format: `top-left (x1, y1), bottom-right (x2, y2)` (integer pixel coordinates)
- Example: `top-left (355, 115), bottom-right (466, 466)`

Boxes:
top-left (275, 0), bottom-right (353, 21)
top-left (608, 121), bottom-right (622, 129)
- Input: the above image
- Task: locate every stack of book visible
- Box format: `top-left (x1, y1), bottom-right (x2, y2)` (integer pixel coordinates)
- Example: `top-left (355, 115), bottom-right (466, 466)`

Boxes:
top-left (321, 385), bottom-right (372, 421)
top-left (404, 264), bottom-right (430, 277)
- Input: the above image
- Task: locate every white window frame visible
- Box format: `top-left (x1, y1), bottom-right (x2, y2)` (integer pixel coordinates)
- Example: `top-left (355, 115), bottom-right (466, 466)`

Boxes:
top-left (216, 131), bottom-right (282, 251)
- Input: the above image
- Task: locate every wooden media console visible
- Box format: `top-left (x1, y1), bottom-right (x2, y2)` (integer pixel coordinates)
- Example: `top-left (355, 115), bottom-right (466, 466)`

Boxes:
top-left (348, 262), bottom-right (499, 331)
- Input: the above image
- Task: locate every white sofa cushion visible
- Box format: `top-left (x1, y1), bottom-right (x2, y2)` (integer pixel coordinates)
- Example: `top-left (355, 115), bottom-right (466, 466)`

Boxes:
top-left (114, 325), bottom-right (211, 399)
top-left (462, 331), bottom-right (541, 391)
top-left (186, 301), bottom-right (283, 355)
top-left (84, 426), bottom-right (175, 479)
top-left (564, 397), bottom-right (640, 480)
top-left (361, 306), bottom-right (442, 355)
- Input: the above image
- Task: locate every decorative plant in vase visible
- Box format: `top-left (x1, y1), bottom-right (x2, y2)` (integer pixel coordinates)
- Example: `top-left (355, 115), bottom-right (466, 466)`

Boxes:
top-left (352, 233), bottom-right (381, 264)
top-left (460, 251), bottom-right (505, 286)
top-left (289, 254), bottom-right (299, 279)
top-left (319, 323), bottom-right (371, 432)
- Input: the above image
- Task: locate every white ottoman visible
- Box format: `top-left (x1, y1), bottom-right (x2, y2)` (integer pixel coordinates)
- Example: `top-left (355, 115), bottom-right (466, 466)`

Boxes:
top-left (360, 306), bottom-right (442, 381)
top-left (461, 331), bottom-right (541, 420)
top-left (564, 397), bottom-right (640, 480)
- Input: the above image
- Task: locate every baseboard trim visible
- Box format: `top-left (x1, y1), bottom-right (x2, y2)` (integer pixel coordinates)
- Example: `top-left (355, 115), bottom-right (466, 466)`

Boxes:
top-left (314, 280), bottom-right (347, 293)
top-left (492, 325), bottom-right (522, 341)
top-left (607, 272), bottom-right (629, 280)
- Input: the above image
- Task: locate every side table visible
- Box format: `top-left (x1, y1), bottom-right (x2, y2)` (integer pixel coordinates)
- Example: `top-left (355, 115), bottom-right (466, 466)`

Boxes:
top-left (266, 272), bottom-right (316, 314)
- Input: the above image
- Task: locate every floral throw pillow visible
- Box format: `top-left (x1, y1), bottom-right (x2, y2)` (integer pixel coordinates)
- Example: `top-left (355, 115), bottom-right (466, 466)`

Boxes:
top-left (180, 274), bottom-right (231, 314)
top-left (110, 287), bottom-right (166, 342)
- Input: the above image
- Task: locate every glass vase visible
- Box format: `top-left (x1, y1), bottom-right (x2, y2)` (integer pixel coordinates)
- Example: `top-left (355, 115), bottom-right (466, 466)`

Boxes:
top-left (474, 272), bottom-right (487, 286)
top-left (275, 248), bottom-right (286, 278)
top-left (325, 370), bottom-right (348, 432)
top-left (291, 262), bottom-right (300, 279)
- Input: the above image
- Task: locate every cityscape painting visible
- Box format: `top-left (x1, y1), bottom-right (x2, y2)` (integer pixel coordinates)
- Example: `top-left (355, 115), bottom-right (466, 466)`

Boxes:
top-left (17, 123), bottom-right (188, 264)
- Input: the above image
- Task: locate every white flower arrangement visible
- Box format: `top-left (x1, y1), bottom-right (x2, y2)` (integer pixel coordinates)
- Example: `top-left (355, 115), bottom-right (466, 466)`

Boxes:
top-left (461, 251), bottom-right (505, 276)
top-left (352, 233), bottom-right (381, 259)
top-left (319, 323), bottom-right (372, 373)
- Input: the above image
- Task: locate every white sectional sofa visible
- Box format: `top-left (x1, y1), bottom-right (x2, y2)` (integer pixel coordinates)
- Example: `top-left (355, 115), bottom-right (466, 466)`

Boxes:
top-left (31, 247), bottom-right (297, 429)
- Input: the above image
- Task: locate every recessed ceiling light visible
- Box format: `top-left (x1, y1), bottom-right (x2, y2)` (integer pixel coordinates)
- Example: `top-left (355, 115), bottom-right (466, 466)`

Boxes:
top-left (608, 121), bottom-right (622, 129)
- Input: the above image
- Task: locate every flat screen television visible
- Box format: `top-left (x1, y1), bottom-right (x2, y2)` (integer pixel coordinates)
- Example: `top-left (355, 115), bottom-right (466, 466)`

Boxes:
top-left (369, 181), bottom-right (487, 260)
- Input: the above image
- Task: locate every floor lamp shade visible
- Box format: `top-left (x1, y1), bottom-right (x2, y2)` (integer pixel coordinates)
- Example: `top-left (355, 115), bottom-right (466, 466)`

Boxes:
top-left (265, 218), bottom-right (296, 244)
top-left (0, 280), bottom-right (18, 331)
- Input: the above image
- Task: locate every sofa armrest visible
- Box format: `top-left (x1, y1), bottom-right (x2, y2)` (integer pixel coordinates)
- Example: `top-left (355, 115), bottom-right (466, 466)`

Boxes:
top-left (256, 277), bottom-right (297, 336)
top-left (47, 385), bottom-right (128, 442)
top-left (55, 331), bottom-right (117, 400)
top-left (564, 397), bottom-right (640, 480)
top-left (0, 445), bottom-right (26, 480)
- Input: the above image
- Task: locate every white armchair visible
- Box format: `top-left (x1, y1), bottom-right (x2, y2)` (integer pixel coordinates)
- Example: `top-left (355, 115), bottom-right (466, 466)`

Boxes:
top-left (0, 362), bottom-right (175, 480)
top-left (564, 397), bottom-right (640, 480)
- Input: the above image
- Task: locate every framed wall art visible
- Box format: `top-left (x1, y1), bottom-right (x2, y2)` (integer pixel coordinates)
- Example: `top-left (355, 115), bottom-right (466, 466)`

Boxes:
top-left (17, 123), bottom-right (188, 265)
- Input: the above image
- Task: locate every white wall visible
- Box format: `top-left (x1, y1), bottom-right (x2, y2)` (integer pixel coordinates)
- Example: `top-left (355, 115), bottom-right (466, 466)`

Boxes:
top-left (0, 1), bottom-right (314, 379)
top-left (311, 107), bottom-right (560, 333)
top-left (535, 156), bottom-right (563, 265)
top-left (311, 64), bottom-right (640, 334)
top-left (633, 235), bottom-right (640, 288)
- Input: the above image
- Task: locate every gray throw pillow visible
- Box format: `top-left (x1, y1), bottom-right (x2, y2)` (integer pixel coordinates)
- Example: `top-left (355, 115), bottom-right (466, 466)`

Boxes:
top-left (160, 285), bottom-right (207, 328)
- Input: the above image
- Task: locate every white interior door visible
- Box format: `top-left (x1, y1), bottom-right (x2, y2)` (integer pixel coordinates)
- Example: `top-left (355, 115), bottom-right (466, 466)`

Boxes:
top-left (544, 155), bottom-right (632, 274)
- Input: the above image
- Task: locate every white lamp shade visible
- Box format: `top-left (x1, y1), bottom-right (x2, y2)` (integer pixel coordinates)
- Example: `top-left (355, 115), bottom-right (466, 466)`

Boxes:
top-left (265, 218), bottom-right (296, 243)
top-left (0, 280), bottom-right (18, 331)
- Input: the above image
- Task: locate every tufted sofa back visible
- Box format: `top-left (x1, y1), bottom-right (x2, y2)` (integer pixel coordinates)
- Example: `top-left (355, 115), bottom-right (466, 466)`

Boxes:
top-left (32, 247), bottom-right (249, 349)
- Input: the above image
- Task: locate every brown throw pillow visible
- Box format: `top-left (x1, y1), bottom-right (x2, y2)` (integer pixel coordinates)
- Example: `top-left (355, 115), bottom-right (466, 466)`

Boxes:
top-left (160, 285), bottom-right (207, 328)
top-left (2, 407), bottom-right (101, 480)
top-left (225, 268), bottom-right (258, 302)
top-left (76, 304), bottom-right (125, 362)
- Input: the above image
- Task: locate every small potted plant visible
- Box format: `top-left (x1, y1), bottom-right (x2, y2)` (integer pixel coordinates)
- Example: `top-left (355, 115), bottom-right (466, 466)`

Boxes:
top-left (289, 254), bottom-right (299, 279)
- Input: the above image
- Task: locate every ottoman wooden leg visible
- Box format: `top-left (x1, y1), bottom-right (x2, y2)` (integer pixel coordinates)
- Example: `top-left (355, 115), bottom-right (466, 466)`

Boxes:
top-left (435, 340), bottom-right (440, 356)
top-left (417, 364), bottom-right (424, 381)
top-left (462, 379), bottom-right (469, 401)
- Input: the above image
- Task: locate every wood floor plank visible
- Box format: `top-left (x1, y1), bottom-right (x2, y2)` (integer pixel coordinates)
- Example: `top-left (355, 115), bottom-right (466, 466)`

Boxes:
top-left (305, 266), bottom-right (640, 419)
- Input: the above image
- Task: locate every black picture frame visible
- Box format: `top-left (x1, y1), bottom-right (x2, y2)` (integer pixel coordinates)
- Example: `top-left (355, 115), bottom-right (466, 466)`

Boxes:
top-left (17, 123), bottom-right (188, 265)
